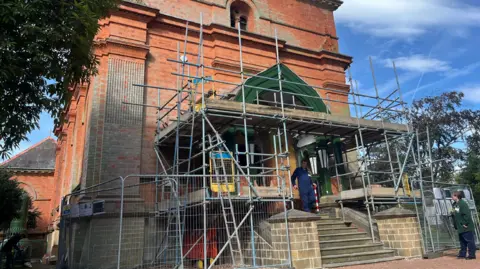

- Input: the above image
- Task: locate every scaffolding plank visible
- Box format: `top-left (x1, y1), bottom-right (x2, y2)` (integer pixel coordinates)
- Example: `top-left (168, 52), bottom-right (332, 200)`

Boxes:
top-left (155, 99), bottom-right (411, 147)
top-left (339, 187), bottom-right (421, 201)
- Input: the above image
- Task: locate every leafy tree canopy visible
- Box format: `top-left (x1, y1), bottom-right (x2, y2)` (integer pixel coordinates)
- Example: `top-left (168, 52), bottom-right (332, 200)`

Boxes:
top-left (368, 92), bottom-right (480, 184)
top-left (0, 0), bottom-right (121, 159)
top-left (0, 169), bottom-right (24, 230)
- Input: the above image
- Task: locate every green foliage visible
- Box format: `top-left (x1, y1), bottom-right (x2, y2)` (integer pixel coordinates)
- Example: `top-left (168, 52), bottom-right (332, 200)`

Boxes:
top-left (0, 0), bottom-right (121, 159)
top-left (410, 92), bottom-right (480, 182)
top-left (27, 207), bottom-right (42, 230)
top-left (368, 91), bottom-right (480, 184)
top-left (0, 169), bottom-right (24, 230)
top-left (460, 142), bottom-right (480, 210)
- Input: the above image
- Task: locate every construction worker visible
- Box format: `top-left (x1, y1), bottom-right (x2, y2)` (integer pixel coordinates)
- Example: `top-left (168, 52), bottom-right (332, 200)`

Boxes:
top-left (451, 191), bottom-right (476, 260)
top-left (291, 159), bottom-right (316, 212)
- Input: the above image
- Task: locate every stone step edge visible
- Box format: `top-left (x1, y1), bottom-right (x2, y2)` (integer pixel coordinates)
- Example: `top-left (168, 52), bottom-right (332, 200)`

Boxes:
top-left (317, 221), bottom-right (352, 225)
top-left (323, 256), bottom-right (404, 268)
top-left (319, 232), bottom-right (368, 237)
top-left (319, 237), bottom-right (373, 244)
top-left (320, 242), bottom-right (384, 251)
top-left (322, 249), bottom-right (395, 259)
top-left (317, 227), bottom-right (357, 231)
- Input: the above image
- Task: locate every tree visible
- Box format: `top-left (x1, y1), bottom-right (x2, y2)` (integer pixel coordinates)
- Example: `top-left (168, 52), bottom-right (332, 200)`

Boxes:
top-left (367, 92), bottom-right (480, 184)
top-left (27, 207), bottom-right (42, 230)
top-left (0, 0), bottom-right (122, 159)
top-left (459, 137), bottom-right (480, 210)
top-left (0, 169), bottom-right (24, 230)
top-left (410, 92), bottom-right (480, 182)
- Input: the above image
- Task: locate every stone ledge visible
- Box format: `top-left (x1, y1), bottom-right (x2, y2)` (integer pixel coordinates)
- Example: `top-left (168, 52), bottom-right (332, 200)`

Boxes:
top-left (268, 209), bottom-right (322, 223)
top-left (374, 207), bottom-right (417, 220)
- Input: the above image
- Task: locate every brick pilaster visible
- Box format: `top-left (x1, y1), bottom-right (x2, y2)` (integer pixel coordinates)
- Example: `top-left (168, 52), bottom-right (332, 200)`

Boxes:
top-left (375, 207), bottom-right (424, 258)
top-left (269, 210), bottom-right (322, 269)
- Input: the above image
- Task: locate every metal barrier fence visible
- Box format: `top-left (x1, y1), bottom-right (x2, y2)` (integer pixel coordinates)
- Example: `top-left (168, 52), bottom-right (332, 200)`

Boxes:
top-left (411, 180), bottom-right (480, 254)
top-left (57, 175), bottom-right (291, 269)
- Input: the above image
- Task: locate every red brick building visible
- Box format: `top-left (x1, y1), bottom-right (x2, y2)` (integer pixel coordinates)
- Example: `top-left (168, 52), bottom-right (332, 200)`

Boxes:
top-left (51, 0), bottom-right (354, 265)
top-left (1, 138), bottom-right (57, 258)
top-left (54, 0), bottom-right (351, 192)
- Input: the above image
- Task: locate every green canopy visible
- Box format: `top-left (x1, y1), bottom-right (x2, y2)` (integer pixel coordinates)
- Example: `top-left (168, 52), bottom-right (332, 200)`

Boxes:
top-left (234, 63), bottom-right (329, 113)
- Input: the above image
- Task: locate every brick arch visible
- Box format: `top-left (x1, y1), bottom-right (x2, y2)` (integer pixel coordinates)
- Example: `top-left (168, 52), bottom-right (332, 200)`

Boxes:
top-left (17, 181), bottom-right (38, 201)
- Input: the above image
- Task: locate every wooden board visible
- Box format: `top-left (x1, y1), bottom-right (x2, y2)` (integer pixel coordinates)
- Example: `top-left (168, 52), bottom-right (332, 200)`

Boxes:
top-left (240, 186), bottom-right (299, 199)
top-left (157, 189), bottom-right (205, 211)
top-left (339, 187), bottom-right (422, 200)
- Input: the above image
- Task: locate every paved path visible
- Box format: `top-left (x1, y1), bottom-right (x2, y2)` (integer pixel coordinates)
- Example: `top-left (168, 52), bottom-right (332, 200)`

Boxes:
top-left (30, 263), bottom-right (54, 269)
top-left (339, 255), bottom-right (479, 269)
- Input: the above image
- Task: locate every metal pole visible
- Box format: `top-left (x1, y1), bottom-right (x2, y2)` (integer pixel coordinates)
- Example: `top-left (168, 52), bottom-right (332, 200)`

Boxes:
top-left (274, 29), bottom-right (294, 206)
top-left (358, 129), bottom-right (376, 219)
top-left (237, 19), bottom-right (255, 267)
top-left (355, 134), bottom-right (375, 242)
top-left (116, 177), bottom-right (125, 269)
top-left (196, 12), bottom-right (208, 268)
top-left (414, 130), bottom-right (435, 253)
top-left (392, 60), bottom-right (410, 132)
top-left (426, 126), bottom-right (440, 248)
top-left (394, 135), bottom-right (415, 193)
top-left (274, 135), bottom-right (293, 267)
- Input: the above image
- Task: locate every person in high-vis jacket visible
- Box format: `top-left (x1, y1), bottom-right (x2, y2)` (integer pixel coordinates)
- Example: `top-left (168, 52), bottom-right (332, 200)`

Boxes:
top-left (451, 191), bottom-right (476, 260)
top-left (291, 159), bottom-right (316, 212)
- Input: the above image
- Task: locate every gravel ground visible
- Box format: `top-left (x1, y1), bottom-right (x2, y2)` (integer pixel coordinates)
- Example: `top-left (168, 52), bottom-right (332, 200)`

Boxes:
top-left (339, 255), bottom-right (479, 269)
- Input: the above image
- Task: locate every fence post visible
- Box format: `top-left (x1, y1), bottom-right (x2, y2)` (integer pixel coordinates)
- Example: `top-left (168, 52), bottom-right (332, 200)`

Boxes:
top-left (56, 196), bottom-right (67, 269)
top-left (117, 177), bottom-right (125, 269)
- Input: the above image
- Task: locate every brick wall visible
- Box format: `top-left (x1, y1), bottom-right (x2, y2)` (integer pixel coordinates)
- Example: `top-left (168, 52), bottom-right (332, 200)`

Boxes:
top-left (270, 217), bottom-right (322, 268)
top-left (375, 208), bottom-right (424, 258)
top-left (12, 172), bottom-right (55, 236)
top-left (54, 0), bottom-right (351, 189)
top-left (143, 0), bottom-right (341, 51)
top-left (377, 216), bottom-right (423, 258)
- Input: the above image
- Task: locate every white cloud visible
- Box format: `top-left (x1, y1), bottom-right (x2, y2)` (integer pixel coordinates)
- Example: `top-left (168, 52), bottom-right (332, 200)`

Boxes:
top-left (456, 85), bottom-right (480, 104)
top-left (336, 0), bottom-right (480, 38)
top-left (382, 54), bottom-right (451, 73)
top-left (402, 61), bottom-right (480, 98)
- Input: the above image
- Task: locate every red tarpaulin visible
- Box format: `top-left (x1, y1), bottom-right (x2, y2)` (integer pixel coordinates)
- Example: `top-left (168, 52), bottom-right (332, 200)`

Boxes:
top-left (183, 229), bottom-right (218, 259)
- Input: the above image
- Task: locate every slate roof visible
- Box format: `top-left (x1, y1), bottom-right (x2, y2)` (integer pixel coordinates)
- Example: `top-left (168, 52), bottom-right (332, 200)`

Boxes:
top-left (1, 137), bottom-right (56, 171)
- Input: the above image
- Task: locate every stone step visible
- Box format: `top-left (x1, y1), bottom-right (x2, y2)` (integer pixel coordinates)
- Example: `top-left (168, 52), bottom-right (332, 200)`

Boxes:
top-left (319, 232), bottom-right (369, 242)
top-left (323, 256), bottom-right (404, 268)
top-left (320, 238), bottom-right (373, 248)
top-left (316, 218), bottom-right (342, 223)
top-left (320, 243), bottom-right (385, 256)
top-left (316, 221), bottom-right (349, 229)
top-left (322, 249), bottom-right (396, 265)
top-left (317, 227), bottom-right (358, 235)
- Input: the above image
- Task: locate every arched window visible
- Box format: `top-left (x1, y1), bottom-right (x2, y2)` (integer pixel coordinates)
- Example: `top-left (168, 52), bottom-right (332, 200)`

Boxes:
top-left (230, 1), bottom-right (252, 31)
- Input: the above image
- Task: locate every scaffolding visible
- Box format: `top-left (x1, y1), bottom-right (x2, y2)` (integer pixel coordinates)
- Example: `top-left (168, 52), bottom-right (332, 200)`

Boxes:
top-left (56, 12), bottom-right (480, 269)
top-left (136, 13), bottom-right (411, 267)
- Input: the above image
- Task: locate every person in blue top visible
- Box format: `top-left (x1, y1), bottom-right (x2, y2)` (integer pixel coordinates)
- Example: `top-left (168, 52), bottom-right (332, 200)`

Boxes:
top-left (291, 159), bottom-right (316, 212)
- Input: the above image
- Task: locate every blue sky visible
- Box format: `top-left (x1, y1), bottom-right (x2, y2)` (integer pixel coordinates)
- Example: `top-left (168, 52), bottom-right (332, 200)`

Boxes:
top-left (336, 0), bottom-right (480, 113)
top-left (3, 0), bottom-right (480, 161)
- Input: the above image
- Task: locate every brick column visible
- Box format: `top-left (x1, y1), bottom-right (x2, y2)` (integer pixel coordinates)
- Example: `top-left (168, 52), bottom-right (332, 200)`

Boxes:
top-left (375, 206), bottom-right (424, 258)
top-left (268, 210), bottom-right (322, 269)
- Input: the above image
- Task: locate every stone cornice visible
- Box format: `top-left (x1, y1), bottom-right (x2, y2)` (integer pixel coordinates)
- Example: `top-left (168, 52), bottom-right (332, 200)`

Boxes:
top-left (119, 1), bottom-right (159, 20)
top-left (94, 38), bottom-right (150, 60)
top-left (307, 0), bottom-right (344, 11)
top-left (4, 168), bottom-right (55, 174)
top-left (153, 14), bottom-right (352, 67)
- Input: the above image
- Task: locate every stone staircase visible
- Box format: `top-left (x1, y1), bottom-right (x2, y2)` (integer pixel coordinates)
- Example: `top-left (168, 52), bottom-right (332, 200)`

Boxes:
top-left (317, 216), bottom-right (402, 268)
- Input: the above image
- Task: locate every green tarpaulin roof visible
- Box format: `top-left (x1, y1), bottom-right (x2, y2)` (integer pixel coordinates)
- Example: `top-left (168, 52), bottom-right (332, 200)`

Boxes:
top-left (233, 64), bottom-right (329, 113)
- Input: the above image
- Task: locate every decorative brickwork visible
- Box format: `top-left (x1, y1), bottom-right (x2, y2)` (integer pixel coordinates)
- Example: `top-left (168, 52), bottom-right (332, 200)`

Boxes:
top-left (375, 207), bottom-right (423, 258)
